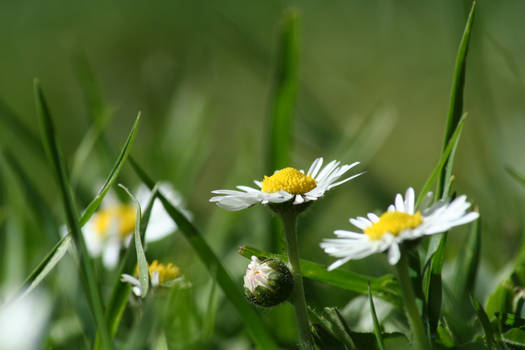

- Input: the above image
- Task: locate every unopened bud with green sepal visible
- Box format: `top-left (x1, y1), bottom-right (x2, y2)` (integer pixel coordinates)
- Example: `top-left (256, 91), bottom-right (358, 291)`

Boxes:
top-left (243, 256), bottom-right (293, 307)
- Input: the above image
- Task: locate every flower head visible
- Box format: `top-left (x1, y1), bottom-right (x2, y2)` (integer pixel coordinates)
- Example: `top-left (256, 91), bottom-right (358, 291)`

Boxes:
top-left (210, 158), bottom-right (362, 211)
top-left (243, 256), bottom-right (293, 307)
top-left (121, 259), bottom-right (187, 297)
top-left (82, 182), bottom-right (191, 269)
top-left (321, 187), bottom-right (479, 269)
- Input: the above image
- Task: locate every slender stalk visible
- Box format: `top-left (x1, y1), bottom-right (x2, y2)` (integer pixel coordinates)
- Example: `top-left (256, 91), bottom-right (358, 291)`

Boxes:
top-left (279, 211), bottom-right (315, 350)
top-left (396, 253), bottom-right (429, 350)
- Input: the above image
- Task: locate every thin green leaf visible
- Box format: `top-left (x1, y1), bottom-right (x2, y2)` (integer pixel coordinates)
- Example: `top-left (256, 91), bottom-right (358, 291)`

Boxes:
top-left (98, 186), bottom-right (158, 348)
top-left (34, 80), bottom-right (112, 349)
top-left (0, 98), bottom-right (43, 154)
top-left (505, 167), bottom-right (525, 188)
top-left (454, 217), bottom-right (481, 301)
top-left (310, 307), bottom-right (357, 349)
top-left (118, 184), bottom-right (148, 298)
top-left (202, 273), bottom-right (219, 343)
top-left (2, 149), bottom-right (59, 240)
top-left (423, 233), bottom-right (447, 335)
top-left (129, 158), bottom-right (279, 350)
top-left (267, 9), bottom-right (300, 251)
top-left (13, 111), bottom-right (141, 306)
top-left (80, 113), bottom-right (140, 227)
top-left (267, 9), bottom-right (299, 173)
top-left (15, 236), bottom-right (72, 302)
top-left (368, 283), bottom-right (385, 350)
top-left (239, 245), bottom-right (401, 306)
top-left (437, 0), bottom-right (476, 199)
top-left (415, 114), bottom-right (466, 208)
top-left (471, 294), bottom-right (501, 349)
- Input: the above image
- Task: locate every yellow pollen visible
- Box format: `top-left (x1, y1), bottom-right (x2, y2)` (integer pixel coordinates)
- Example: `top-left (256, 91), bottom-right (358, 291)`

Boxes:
top-left (364, 211), bottom-right (423, 240)
top-left (261, 167), bottom-right (317, 194)
top-left (93, 204), bottom-right (137, 238)
top-left (148, 260), bottom-right (180, 284)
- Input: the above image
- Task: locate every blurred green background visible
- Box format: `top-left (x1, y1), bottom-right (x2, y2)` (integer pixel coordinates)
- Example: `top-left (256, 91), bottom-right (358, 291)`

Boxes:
top-left (1, 0), bottom-right (525, 348)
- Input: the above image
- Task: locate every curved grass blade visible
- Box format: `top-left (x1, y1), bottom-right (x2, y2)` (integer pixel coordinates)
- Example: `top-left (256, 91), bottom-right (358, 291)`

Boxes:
top-left (129, 158), bottom-right (279, 350)
top-left (239, 245), bottom-right (401, 306)
top-left (368, 283), bottom-right (385, 350)
top-left (13, 111), bottom-right (140, 305)
top-left (118, 184), bottom-right (149, 298)
top-left (437, 0), bottom-right (476, 199)
top-left (94, 187), bottom-right (158, 350)
top-left (80, 113), bottom-right (140, 227)
top-left (34, 80), bottom-right (112, 348)
top-left (14, 235), bottom-right (72, 302)
top-left (415, 114), bottom-right (466, 208)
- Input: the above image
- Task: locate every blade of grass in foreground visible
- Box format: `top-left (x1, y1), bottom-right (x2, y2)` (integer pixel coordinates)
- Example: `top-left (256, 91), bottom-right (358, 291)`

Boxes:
top-left (368, 283), bottom-right (386, 350)
top-left (129, 158), bottom-right (279, 350)
top-left (34, 79), bottom-right (112, 348)
top-left (437, 0), bottom-right (476, 199)
top-left (13, 111), bottom-right (140, 304)
top-left (101, 186), bottom-right (158, 342)
top-left (423, 2), bottom-right (476, 337)
top-left (118, 184), bottom-right (149, 298)
top-left (267, 9), bottom-right (300, 251)
top-left (239, 245), bottom-right (402, 306)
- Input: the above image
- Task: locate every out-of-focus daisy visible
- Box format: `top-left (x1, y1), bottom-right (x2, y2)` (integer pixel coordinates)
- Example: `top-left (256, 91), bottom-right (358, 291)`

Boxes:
top-left (0, 290), bottom-right (51, 350)
top-left (321, 187), bottom-right (479, 269)
top-left (82, 182), bottom-right (190, 269)
top-left (210, 157), bottom-right (363, 211)
top-left (121, 260), bottom-right (187, 297)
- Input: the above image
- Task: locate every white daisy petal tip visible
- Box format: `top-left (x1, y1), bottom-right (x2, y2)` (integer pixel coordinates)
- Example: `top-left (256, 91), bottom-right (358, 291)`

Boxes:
top-left (321, 187), bottom-right (479, 267)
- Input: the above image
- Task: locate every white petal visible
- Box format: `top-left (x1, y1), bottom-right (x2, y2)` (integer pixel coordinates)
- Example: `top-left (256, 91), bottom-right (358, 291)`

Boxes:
top-left (395, 193), bottom-right (405, 212)
top-left (367, 213), bottom-right (380, 223)
top-left (387, 243), bottom-right (401, 265)
top-left (294, 195), bottom-right (305, 204)
top-left (307, 157), bottom-right (324, 178)
top-left (405, 187), bottom-right (415, 215)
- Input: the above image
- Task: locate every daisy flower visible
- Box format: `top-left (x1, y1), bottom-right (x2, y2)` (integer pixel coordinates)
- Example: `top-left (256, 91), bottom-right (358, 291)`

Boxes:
top-left (210, 157), bottom-right (363, 211)
top-left (120, 260), bottom-right (187, 297)
top-left (82, 182), bottom-right (191, 269)
top-left (321, 187), bottom-right (479, 269)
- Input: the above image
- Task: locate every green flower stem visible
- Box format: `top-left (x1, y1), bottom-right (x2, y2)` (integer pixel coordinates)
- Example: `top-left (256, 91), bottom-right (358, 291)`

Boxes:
top-left (396, 253), bottom-right (430, 350)
top-left (279, 211), bottom-right (315, 350)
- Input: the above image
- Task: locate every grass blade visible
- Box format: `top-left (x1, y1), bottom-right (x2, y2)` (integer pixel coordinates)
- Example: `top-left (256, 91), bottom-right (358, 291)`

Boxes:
top-left (453, 217), bottom-right (481, 301)
top-left (80, 113), bottom-right (140, 227)
top-left (267, 9), bottom-right (300, 251)
top-left (98, 187), bottom-right (158, 348)
top-left (415, 114), bottom-right (466, 208)
top-left (129, 158), bottom-right (279, 350)
top-left (118, 184), bottom-right (149, 298)
top-left (0, 98), bottom-right (43, 155)
top-left (34, 79), bottom-right (112, 348)
top-left (470, 294), bottom-right (502, 349)
top-left (368, 283), bottom-right (385, 350)
top-left (15, 235), bottom-right (72, 302)
top-left (239, 245), bottom-right (401, 306)
top-left (437, 0), bottom-right (476, 199)
top-left (505, 167), bottom-right (525, 188)
top-left (267, 9), bottom-right (299, 173)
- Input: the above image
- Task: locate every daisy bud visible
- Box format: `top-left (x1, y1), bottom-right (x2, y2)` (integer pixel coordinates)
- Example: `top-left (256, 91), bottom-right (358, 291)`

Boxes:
top-left (243, 256), bottom-right (293, 307)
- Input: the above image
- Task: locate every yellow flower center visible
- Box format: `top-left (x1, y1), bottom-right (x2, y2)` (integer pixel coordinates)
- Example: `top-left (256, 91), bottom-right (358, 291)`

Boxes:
top-left (148, 260), bottom-right (180, 284)
top-left (93, 204), bottom-right (137, 238)
top-left (364, 211), bottom-right (423, 240)
top-left (261, 167), bottom-right (317, 194)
